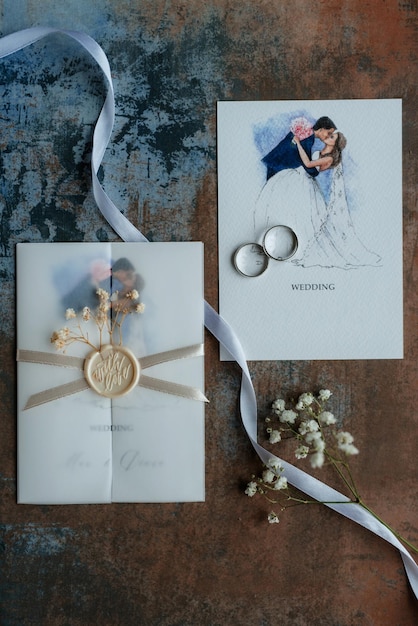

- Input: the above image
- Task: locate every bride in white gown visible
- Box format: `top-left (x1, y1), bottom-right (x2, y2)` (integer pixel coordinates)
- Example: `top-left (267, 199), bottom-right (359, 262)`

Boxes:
top-left (253, 132), bottom-right (381, 269)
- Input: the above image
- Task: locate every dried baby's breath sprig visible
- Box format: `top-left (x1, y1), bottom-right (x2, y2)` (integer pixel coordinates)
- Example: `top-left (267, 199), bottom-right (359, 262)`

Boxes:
top-left (51, 287), bottom-right (145, 353)
top-left (246, 389), bottom-right (418, 556)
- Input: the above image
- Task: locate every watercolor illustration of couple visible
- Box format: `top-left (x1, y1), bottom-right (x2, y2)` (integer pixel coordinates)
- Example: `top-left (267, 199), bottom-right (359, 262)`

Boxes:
top-left (253, 115), bottom-right (381, 270)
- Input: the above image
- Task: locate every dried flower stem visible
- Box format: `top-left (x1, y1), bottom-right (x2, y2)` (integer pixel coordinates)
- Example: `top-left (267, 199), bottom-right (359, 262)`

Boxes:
top-left (51, 288), bottom-right (145, 353)
top-left (245, 389), bottom-right (418, 555)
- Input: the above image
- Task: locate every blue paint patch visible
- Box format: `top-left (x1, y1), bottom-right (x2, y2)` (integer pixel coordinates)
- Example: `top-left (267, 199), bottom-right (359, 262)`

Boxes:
top-left (1, 524), bottom-right (76, 556)
top-left (0, 14), bottom-right (230, 341)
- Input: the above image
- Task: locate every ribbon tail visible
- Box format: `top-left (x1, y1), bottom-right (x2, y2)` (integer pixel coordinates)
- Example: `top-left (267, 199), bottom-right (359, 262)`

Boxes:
top-left (138, 374), bottom-right (208, 403)
top-left (24, 379), bottom-right (90, 410)
top-left (17, 349), bottom-right (84, 370)
top-left (204, 300), bottom-right (418, 598)
top-left (139, 344), bottom-right (204, 370)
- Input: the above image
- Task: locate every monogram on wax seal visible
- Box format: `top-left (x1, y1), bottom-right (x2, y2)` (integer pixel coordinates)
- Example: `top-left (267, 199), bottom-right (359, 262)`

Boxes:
top-left (84, 345), bottom-right (140, 398)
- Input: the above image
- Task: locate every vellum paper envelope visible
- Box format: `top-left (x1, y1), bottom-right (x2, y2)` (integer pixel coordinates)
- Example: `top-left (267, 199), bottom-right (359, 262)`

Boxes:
top-left (17, 242), bottom-right (206, 504)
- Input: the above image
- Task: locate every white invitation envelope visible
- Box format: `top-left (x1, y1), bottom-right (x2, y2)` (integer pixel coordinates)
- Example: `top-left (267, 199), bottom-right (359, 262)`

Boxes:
top-left (17, 242), bottom-right (206, 504)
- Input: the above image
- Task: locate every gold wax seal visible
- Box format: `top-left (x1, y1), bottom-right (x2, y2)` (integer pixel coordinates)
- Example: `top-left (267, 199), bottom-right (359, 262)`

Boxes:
top-left (84, 345), bottom-right (140, 398)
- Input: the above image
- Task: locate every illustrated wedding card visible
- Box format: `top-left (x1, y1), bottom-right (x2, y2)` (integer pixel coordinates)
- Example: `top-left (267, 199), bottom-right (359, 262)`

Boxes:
top-left (217, 99), bottom-right (403, 360)
top-left (17, 242), bottom-right (206, 504)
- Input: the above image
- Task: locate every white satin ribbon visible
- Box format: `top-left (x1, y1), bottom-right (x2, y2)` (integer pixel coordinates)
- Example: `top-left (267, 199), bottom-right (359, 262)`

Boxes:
top-left (2, 28), bottom-right (418, 597)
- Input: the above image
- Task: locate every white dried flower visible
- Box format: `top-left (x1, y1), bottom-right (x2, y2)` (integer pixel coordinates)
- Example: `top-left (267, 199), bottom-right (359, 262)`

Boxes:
top-left (310, 451), bottom-right (325, 469)
top-left (318, 389), bottom-right (332, 401)
top-left (262, 469), bottom-right (276, 484)
top-left (272, 398), bottom-right (286, 414)
top-left (318, 411), bottom-right (336, 426)
top-left (295, 445), bottom-right (309, 459)
top-left (336, 431), bottom-right (353, 444)
top-left (343, 443), bottom-right (359, 456)
top-left (245, 481), bottom-right (258, 497)
top-left (268, 458), bottom-right (283, 472)
top-left (305, 432), bottom-right (326, 454)
top-left (82, 306), bottom-right (91, 321)
top-left (65, 308), bottom-right (76, 320)
top-left (299, 419), bottom-right (319, 436)
top-left (279, 409), bottom-right (298, 424)
top-left (305, 431), bottom-right (323, 446)
top-left (296, 392), bottom-right (314, 410)
top-left (269, 430), bottom-right (282, 444)
top-left (298, 421), bottom-right (308, 435)
top-left (135, 302), bottom-right (145, 313)
top-left (336, 432), bottom-right (359, 455)
top-left (274, 476), bottom-right (288, 490)
top-left (268, 511), bottom-right (280, 524)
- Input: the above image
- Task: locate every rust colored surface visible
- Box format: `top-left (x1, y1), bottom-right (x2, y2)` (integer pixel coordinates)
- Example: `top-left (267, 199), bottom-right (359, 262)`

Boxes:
top-left (1, 1), bottom-right (418, 624)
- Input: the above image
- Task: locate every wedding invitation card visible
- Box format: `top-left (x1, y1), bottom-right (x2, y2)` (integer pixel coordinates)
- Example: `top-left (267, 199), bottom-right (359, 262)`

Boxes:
top-left (218, 99), bottom-right (403, 360)
top-left (17, 242), bottom-right (206, 504)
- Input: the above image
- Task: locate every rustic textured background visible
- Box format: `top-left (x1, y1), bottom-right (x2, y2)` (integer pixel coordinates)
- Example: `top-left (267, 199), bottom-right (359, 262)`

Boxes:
top-left (1, 1), bottom-right (418, 624)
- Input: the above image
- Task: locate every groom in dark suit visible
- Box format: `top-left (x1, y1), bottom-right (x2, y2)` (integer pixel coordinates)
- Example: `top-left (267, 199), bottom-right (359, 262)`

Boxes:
top-left (262, 116), bottom-right (336, 180)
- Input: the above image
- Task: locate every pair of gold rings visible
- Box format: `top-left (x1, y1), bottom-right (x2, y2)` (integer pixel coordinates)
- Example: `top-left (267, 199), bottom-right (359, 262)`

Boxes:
top-left (233, 225), bottom-right (298, 277)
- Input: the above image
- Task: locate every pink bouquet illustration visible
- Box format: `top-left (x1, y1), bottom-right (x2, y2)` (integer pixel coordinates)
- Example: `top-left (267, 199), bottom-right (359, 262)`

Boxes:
top-left (290, 116), bottom-right (313, 142)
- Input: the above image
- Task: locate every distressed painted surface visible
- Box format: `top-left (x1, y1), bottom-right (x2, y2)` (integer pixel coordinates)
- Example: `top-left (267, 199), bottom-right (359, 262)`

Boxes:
top-left (1, 1), bottom-right (418, 624)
